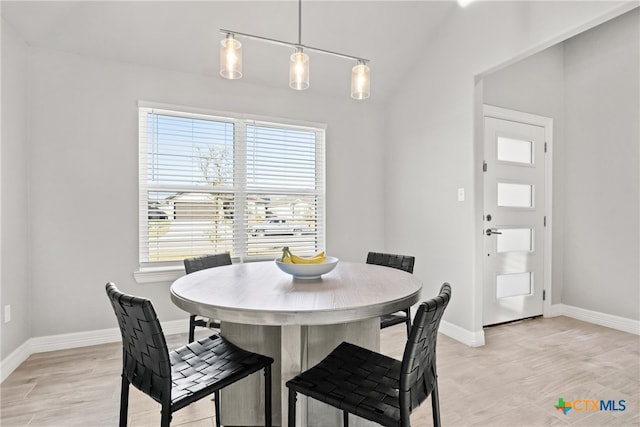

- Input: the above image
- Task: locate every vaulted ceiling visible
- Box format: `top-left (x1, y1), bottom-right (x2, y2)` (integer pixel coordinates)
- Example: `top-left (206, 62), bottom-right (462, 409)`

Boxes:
top-left (1, 1), bottom-right (458, 102)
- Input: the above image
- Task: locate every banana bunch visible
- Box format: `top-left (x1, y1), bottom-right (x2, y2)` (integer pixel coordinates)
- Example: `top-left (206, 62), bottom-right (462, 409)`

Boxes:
top-left (281, 247), bottom-right (326, 264)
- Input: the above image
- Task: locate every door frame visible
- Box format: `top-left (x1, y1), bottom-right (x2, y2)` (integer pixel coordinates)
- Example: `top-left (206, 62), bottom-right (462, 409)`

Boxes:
top-left (482, 104), bottom-right (553, 320)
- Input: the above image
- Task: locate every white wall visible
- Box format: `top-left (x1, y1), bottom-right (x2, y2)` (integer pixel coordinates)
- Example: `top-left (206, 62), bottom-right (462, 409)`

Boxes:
top-left (562, 9), bottom-right (639, 320)
top-left (24, 48), bottom-right (385, 338)
top-left (1, 20), bottom-right (31, 360)
top-left (384, 1), bottom-right (635, 335)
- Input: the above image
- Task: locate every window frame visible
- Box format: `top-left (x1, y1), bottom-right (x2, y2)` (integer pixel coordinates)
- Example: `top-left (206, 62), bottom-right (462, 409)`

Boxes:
top-left (135, 101), bottom-right (326, 282)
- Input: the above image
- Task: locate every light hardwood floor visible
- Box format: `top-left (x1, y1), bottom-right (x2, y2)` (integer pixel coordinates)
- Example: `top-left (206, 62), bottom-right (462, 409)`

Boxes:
top-left (1, 316), bottom-right (638, 426)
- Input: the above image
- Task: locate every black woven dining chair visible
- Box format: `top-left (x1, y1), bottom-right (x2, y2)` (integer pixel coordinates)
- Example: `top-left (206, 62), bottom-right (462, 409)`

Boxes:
top-left (106, 282), bottom-right (273, 427)
top-left (366, 251), bottom-right (416, 337)
top-left (286, 283), bottom-right (451, 427)
top-left (183, 252), bottom-right (232, 343)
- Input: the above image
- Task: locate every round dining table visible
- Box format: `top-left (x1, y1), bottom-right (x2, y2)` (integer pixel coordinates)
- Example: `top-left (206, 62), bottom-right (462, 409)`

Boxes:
top-left (170, 260), bottom-right (422, 427)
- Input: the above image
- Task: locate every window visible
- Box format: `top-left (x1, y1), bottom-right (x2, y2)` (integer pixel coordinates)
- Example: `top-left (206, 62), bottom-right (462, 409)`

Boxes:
top-left (138, 104), bottom-right (325, 269)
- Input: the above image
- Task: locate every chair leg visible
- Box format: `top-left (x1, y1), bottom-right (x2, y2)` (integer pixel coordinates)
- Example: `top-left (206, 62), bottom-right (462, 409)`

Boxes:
top-left (119, 375), bottom-right (129, 427)
top-left (214, 390), bottom-right (221, 427)
top-left (343, 410), bottom-right (349, 427)
top-left (431, 379), bottom-right (441, 427)
top-left (188, 315), bottom-right (196, 343)
top-left (288, 389), bottom-right (297, 427)
top-left (160, 401), bottom-right (171, 427)
top-left (404, 308), bottom-right (412, 337)
top-left (264, 366), bottom-right (272, 427)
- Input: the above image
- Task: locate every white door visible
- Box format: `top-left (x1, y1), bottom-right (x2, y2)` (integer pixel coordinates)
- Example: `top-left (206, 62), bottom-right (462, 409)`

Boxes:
top-left (483, 112), bottom-right (547, 326)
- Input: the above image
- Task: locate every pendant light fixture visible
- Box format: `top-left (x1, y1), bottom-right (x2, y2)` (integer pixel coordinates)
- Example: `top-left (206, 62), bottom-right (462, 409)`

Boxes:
top-left (290, 48), bottom-right (310, 90)
top-left (219, 33), bottom-right (242, 79)
top-left (351, 60), bottom-right (370, 100)
top-left (219, 0), bottom-right (370, 99)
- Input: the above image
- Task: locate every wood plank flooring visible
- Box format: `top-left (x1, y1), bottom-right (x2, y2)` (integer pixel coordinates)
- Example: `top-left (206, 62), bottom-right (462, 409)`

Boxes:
top-left (1, 316), bottom-right (638, 426)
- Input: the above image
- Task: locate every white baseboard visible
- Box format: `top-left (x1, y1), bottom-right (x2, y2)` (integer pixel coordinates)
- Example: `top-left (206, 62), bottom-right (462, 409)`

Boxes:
top-left (29, 319), bottom-right (187, 354)
top-left (438, 304), bottom-right (640, 348)
top-left (551, 304), bottom-right (640, 335)
top-left (8, 309), bottom-right (634, 383)
top-left (439, 320), bottom-right (485, 347)
top-left (0, 340), bottom-right (31, 383)
top-left (1, 319), bottom-right (187, 383)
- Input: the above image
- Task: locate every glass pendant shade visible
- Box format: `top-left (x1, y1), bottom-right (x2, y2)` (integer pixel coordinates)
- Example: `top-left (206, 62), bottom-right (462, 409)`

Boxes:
top-left (289, 49), bottom-right (309, 90)
top-left (351, 61), bottom-right (370, 100)
top-left (220, 34), bottom-right (242, 79)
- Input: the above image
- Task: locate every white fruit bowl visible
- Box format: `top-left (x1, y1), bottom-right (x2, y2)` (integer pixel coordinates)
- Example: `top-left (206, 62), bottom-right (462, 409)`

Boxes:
top-left (274, 256), bottom-right (339, 279)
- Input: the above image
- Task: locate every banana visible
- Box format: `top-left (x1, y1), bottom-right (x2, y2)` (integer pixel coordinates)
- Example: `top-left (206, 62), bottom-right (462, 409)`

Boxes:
top-left (281, 247), bottom-right (326, 264)
top-left (290, 251), bottom-right (325, 264)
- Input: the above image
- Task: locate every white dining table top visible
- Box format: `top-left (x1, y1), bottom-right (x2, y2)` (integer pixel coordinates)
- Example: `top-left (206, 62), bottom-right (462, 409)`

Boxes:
top-left (170, 260), bottom-right (423, 326)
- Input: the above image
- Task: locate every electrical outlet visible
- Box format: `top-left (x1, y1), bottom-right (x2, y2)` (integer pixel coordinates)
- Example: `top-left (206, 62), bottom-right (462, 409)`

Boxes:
top-left (4, 305), bottom-right (11, 323)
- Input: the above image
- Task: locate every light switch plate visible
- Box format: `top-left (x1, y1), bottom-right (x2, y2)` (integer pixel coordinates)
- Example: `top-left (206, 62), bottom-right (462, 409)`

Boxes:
top-left (457, 188), bottom-right (465, 202)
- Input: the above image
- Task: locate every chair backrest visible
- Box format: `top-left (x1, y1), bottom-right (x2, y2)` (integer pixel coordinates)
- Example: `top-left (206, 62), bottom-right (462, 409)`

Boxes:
top-left (184, 252), bottom-right (232, 274)
top-left (366, 252), bottom-right (415, 274)
top-left (399, 283), bottom-right (451, 422)
top-left (105, 282), bottom-right (171, 403)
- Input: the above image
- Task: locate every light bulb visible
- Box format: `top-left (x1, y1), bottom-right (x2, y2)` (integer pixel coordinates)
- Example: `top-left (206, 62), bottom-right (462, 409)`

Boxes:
top-left (289, 49), bottom-right (309, 90)
top-left (220, 34), bottom-right (242, 79)
top-left (351, 61), bottom-right (370, 100)
top-left (458, 0), bottom-right (476, 7)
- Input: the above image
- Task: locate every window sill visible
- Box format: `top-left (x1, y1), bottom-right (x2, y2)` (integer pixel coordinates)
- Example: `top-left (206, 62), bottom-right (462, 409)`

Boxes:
top-left (134, 257), bottom-right (277, 284)
top-left (134, 266), bottom-right (185, 284)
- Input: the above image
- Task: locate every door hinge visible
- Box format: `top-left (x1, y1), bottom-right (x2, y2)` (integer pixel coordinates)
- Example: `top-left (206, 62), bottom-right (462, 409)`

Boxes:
top-left (483, 161), bottom-right (487, 172)
top-left (544, 142), bottom-right (547, 153)
top-left (543, 290), bottom-right (546, 301)
top-left (544, 216), bottom-right (547, 227)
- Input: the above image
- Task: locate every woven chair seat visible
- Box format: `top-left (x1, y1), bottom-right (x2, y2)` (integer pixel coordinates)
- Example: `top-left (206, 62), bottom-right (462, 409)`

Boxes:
top-left (170, 335), bottom-right (273, 410)
top-left (288, 341), bottom-right (403, 426)
top-left (191, 318), bottom-right (221, 330)
top-left (380, 312), bottom-right (409, 329)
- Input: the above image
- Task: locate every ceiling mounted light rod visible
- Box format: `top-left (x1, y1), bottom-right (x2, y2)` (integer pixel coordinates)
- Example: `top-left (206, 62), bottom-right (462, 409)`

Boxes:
top-left (219, 29), bottom-right (369, 63)
top-left (218, 0), bottom-right (370, 99)
top-left (297, 0), bottom-right (302, 45)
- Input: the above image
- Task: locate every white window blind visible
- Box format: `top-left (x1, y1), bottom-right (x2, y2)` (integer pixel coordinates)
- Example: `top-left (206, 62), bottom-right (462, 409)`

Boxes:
top-left (139, 105), bottom-right (325, 268)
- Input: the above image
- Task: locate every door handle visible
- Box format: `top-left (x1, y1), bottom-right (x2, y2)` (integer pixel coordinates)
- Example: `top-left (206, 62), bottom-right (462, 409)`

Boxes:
top-left (485, 228), bottom-right (502, 236)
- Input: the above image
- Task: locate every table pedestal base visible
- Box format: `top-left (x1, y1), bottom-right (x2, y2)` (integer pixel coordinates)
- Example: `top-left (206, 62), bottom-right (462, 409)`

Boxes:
top-left (220, 319), bottom-right (380, 427)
